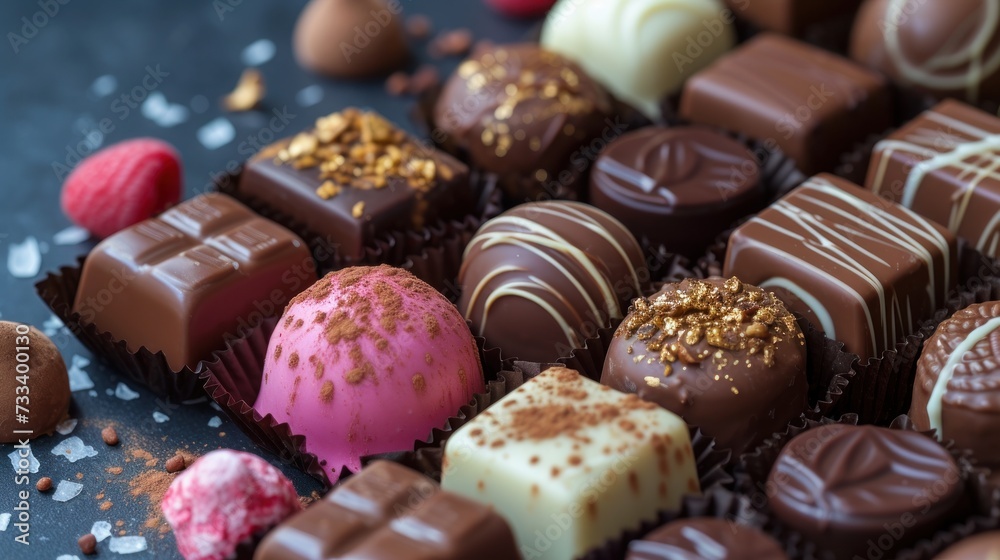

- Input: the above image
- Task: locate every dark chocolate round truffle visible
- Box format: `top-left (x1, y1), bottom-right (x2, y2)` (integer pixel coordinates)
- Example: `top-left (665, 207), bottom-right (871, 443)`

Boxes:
top-left (0, 321), bottom-right (71, 443)
top-left (627, 518), bottom-right (788, 560)
top-left (435, 43), bottom-right (614, 200)
top-left (589, 126), bottom-right (763, 258)
top-left (600, 277), bottom-right (807, 456)
top-left (910, 301), bottom-right (1000, 474)
top-left (850, 0), bottom-right (1000, 102)
top-left (769, 424), bottom-right (966, 560)
top-left (459, 201), bottom-right (646, 362)
top-left (934, 531), bottom-right (1000, 559)
top-left (293, 0), bottom-right (409, 78)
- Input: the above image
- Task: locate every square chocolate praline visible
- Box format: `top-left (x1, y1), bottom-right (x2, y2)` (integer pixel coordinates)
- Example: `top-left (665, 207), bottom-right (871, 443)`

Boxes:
top-left (725, 0), bottom-right (863, 35)
top-left (866, 99), bottom-right (1000, 259)
top-left (72, 193), bottom-right (317, 371)
top-left (724, 174), bottom-right (957, 361)
top-left (238, 109), bottom-right (472, 260)
top-left (680, 33), bottom-right (890, 175)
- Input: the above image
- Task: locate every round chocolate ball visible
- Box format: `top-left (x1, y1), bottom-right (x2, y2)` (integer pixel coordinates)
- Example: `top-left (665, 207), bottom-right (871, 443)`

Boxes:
top-left (769, 424), bottom-right (966, 560)
top-left (435, 43), bottom-right (614, 200)
top-left (459, 201), bottom-right (646, 362)
top-left (627, 518), bottom-right (788, 560)
top-left (910, 301), bottom-right (1000, 474)
top-left (589, 126), bottom-right (763, 258)
top-left (0, 321), bottom-right (71, 443)
top-left (850, 0), bottom-right (1000, 102)
top-left (934, 531), bottom-right (1000, 559)
top-left (600, 277), bottom-right (807, 456)
top-left (293, 0), bottom-right (409, 78)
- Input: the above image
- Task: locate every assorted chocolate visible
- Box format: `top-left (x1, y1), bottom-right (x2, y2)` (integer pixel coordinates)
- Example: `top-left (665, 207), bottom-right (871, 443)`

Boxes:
top-left (589, 125), bottom-right (763, 258)
top-left (256, 461), bottom-right (521, 560)
top-left (851, 0), bottom-right (1000, 102)
top-left (435, 43), bottom-right (614, 200)
top-left (626, 518), bottom-right (788, 560)
top-left (866, 99), bottom-right (1000, 259)
top-left (601, 277), bottom-right (808, 456)
top-left (726, 0), bottom-right (863, 36)
top-left (910, 301), bottom-right (1000, 475)
top-left (768, 424), bottom-right (967, 560)
top-left (458, 201), bottom-right (646, 362)
top-left (540, 0), bottom-right (736, 119)
top-left (725, 173), bottom-right (957, 361)
top-left (681, 33), bottom-right (890, 175)
top-left (442, 366), bottom-right (700, 560)
top-left (72, 193), bottom-right (317, 371)
top-left (238, 108), bottom-right (472, 260)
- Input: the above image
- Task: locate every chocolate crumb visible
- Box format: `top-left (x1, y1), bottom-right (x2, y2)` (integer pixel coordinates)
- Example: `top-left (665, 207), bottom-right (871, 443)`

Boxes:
top-left (100, 500), bottom-right (113, 511)
top-left (78, 533), bottom-right (97, 555)
top-left (406, 14), bottom-right (432, 39)
top-left (165, 455), bottom-right (186, 473)
top-left (106, 466), bottom-right (123, 476)
top-left (409, 65), bottom-right (440, 96)
top-left (102, 426), bottom-right (119, 446)
top-left (430, 28), bottom-right (473, 58)
top-left (36, 477), bottom-right (52, 492)
top-left (386, 72), bottom-right (410, 96)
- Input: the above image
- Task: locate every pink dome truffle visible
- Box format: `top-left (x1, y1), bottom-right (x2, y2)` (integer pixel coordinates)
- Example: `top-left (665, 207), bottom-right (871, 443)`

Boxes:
top-left (254, 265), bottom-right (485, 476)
top-left (161, 449), bottom-right (301, 560)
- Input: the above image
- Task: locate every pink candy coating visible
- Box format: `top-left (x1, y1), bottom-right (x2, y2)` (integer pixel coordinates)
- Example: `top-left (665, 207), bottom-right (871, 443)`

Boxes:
top-left (254, 265), bottom-right (484, 476)
top-left (161, 450), bottom-right (301, 560)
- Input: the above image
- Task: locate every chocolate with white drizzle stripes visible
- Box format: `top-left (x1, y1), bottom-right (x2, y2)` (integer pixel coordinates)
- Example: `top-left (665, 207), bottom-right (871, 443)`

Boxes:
top-left (866, 99), bottom-right (1000, 259)
top-left (458, 201), bottom-right (645, 363)
top-left (724, 173), bottom-right (957, 361)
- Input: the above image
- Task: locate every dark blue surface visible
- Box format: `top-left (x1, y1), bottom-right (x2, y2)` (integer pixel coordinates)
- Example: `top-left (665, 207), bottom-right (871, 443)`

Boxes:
top-left (0, 1), bottom-right (532, 557)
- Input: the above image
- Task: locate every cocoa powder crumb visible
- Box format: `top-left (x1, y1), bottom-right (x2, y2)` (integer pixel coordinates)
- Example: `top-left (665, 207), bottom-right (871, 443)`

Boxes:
top-left (288, 352), bottom-right (300, 368)
top-left (100, 500), bottom-right (113, 511)
top-left (106, 466), bottom-right (123, 476)
top-left (36, 477), bottom-right (52, 492)
top-left (102, 426), bottom-right (119, 446)
top-left (411, 374), bottom-right (426, 392)
top-left (78, 533), bottom-right (97, 555)
top-left (320, 380), bottom-right (335, 404)
top-left (165, 455), bottom-right (186, 473)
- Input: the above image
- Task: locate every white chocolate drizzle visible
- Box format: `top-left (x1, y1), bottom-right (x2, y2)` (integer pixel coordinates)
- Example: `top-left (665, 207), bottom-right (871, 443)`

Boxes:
top-left (927, 316), bottom-right (1000, 436)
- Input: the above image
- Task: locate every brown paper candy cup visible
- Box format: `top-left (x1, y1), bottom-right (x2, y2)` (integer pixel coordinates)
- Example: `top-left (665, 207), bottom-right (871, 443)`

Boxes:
top-left (834, 127), bottom-right (896, 187)
top-left (214, 168), bottom-right (501, 278)
top-left (35, 258), bottom-right (207, 401)
top-left (200, 315), bottom-right (508, 490)
top-left (738, 415), bottom-right (1000, 560)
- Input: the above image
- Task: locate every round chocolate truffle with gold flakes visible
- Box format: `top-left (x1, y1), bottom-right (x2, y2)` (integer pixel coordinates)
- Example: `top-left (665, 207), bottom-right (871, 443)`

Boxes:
top-left (600, 277), bottom-right (807, 455)
top-left (0, 321), bottom-right (71, 443)
top-left (434, 43), bottom-right (614, 201)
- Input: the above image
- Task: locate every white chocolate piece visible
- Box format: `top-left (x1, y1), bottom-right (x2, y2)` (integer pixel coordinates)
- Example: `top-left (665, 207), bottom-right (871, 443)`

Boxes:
top-left (541, 0), bottom-right (736, 119)
top-left (442, 367), bottom-right (699, 560)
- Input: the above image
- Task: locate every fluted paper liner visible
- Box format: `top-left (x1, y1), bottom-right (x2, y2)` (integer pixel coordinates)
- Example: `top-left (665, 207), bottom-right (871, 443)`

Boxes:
top-left (201, 314), bottom-right (508, 490)
top-left (35, 258), bottom-right (207, 401)
top-left (737, 415), bottom-right (1000, 560)
top-left (214, 168), bottom-right (501, 278)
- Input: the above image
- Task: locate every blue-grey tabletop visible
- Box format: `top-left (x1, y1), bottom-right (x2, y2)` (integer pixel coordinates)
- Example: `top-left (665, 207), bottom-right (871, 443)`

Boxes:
top-left (0, 1), bottom-right (533, 558)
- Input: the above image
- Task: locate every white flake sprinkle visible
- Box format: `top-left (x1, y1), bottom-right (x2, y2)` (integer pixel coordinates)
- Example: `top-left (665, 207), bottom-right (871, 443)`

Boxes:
top-left (241, 39), bottom-right (276, 66)
top-left (91, 520), bottom-right (112, 542)
top-left (109, 536), bottom-right (148, 554)
top-left (209, 401), bottom-right (222, 412)
top-left (207, 416), bottom-right (223, 428)
top-left (197, 117), bottom-right (235, 150)
top-left (51, 436), bottom-right (98, 463)
top-left (115, 382), bottom-right (140, 401)
top-left (90, 74), bottom-right (117, 98)
top-left (88, 390), bottom-right (98, 397)
top-left (152, 411), bottom-right (169, 423)
top-left (0, 513), bottom-right (9, 531)
top-left (52, 480), bottom-right (84, 502)
top-left (9, 446), bottom-right (39, 473)
top-left (43, 314), bottom-right (65, 337)
top-left (55, 418), bottom-right (78, 435)
top-left (56, 556), bottom-right (80, 560)
top-left (141, 92), bottom-right (189, 128)
top-left (68, 355), bottom-right (94, 392)
top-left (295, 85), bottom-right (323, 107)
top-left (7, 236), bottom-right (41, 278)
top-left (53, 226), bottom-right (90, 245)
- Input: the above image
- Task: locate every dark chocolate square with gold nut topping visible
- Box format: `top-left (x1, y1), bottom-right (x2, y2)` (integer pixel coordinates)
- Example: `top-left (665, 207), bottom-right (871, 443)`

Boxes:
top-left (238, 108), bottom-right (473, 260)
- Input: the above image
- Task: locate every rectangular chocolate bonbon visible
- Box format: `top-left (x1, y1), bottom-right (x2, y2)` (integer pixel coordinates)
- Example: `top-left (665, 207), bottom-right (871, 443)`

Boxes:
top-left (724, 173), bottom-right (957, 361)
top-left (254, 461), bottom-right (521, 560)
top-left (237, 108), bottom-right (473, 260)
top-left (866, 99), bottom-right (1000, 259)
top-left (680, 33), bottom-right (890, 175)
top-left (72, 193), bottom-right (316, 371)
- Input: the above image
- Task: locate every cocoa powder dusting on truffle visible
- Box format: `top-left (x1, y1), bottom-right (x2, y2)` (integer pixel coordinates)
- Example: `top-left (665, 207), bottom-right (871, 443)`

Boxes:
top-left (310, 355), bottom-right (325, 379)
top-left (411, 374), bottom-right (426, 392)
top-left (273, 344), bottom-right (282, 361)
top-left (425, 353), bottom-right (433, 365)
top-left (288, 352), bottom-right (300, 368)
top-left (314, 311), bottom-right (327, 324)
top-left (320, 380), bottom-right (335, 403)
top-left (423, 314), bottom-right (441, 338)
top-left (284, 315), bottom-right (295, 328)
top-left (287, 376), bottom-right (302, 410)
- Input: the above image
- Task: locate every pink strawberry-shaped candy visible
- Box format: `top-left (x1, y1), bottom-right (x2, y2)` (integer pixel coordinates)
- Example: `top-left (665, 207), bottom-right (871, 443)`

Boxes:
top-left (61, 138), bottom-right (182, 238)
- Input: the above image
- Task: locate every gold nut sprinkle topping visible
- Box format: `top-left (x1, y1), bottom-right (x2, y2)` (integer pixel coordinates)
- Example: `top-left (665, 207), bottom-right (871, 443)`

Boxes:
top-left (267, 108), bottom-right (453, 196)
top-left (222, 68), bottom-right (265, 112)
top-left (351, 201), bottom-right (365, 219)
top-left (618, 278), bottom-right (799, 369)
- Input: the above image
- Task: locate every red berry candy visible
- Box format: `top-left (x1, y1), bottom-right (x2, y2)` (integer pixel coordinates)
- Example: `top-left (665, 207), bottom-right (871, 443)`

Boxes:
top-left (485, 0), bottom-right (556, 18)
top-left (61, 138), bottom-right (182, 238)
